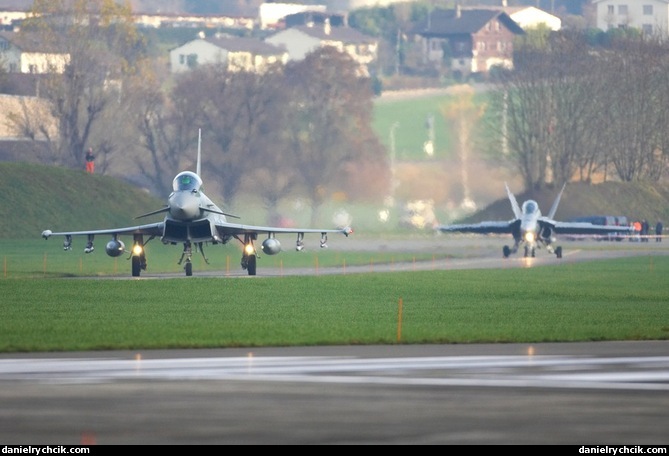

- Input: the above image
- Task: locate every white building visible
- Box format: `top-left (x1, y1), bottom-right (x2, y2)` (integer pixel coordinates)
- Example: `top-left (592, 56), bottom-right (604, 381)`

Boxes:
top-left (0, 32), bottom-right (70, 74)
top-left (169, 35), bottom-right (288, 73)
top-left (463, 3), bottom-right (561, 32)
top-left (592, 0), bottom-right (669, 37)
top-left (265, 21), bottom-right (378, 76)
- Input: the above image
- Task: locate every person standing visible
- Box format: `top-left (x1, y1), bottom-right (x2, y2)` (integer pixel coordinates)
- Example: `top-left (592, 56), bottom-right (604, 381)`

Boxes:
top-left (641, 219), bottom-right (649, 242)
top-left (633, 220), bottom-right (642, 242)
top-left (85, 148), bottom-right (95, 174)
top-left (656, 221), bottom-right (663, 242)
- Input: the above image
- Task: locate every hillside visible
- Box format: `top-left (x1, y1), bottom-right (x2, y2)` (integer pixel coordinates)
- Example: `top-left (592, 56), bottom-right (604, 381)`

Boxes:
top-left (2, 162), bottom-right (164, 240)
top-left (2, 162), bottom-right (668, 240)
top-left (458, 180), bottom-right (669, 227)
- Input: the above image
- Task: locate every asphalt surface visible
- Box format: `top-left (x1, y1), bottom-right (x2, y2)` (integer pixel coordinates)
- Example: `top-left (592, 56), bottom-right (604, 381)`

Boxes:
top-left (1, 237), bottom-right (668, 445)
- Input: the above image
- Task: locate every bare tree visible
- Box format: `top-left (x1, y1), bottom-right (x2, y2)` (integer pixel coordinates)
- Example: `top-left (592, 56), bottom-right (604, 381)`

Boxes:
top-left (128, 62), bottom-right (194, 195)
top-left (597, 36), bottom-right (669, 182)
top-left (440, 84), bottom-right (485, 209)
top-left (283, 47), bottom-right (383, 226)
top-left (14, 0), bottom-right (147, 171)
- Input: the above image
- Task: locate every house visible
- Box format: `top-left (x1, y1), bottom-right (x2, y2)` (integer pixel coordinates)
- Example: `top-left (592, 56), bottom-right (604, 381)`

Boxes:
top-left (259, 2), bottom-right (327, 30)
top-left (264, 21), bottom-right (378, 77)
top-left (169, 34), bottom-right (289, 73)
top-left (0, 31), bottom-right (70, 74)
top-left (132, 12), bottom-right (255, 30)
top-left (284, 10), bottom-right (347, 29)
top-left (463, 2), bottom-right (561, 32)
top-left (592, 0), bottom-right (669, 38)
top-left (412, 6), bottom-right (524, 79)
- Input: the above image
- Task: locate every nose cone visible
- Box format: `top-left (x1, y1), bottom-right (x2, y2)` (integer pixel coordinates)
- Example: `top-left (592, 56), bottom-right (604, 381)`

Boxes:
top-left (169, 192), bottom-right (201, 220)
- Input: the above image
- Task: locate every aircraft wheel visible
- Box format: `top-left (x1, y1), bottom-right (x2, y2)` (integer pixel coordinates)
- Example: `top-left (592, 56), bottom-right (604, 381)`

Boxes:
top-left (531, 249), bottom-right (536, 258)
top-left (131, 256), bottom-right (141, 277)
top-left (247, 255), bottom-right (257, 276)
top-left (524, 246), bottom-right (529, 257)
top-left (556, 246), bottom-right (563, 259)
top-left (185, 262), bottom-right (193, 276)
top-left (503, 246), bottom-right (511, 258)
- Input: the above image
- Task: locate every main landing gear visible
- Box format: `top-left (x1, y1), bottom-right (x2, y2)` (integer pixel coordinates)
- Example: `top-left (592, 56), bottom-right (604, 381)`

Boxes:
top-left (503, 244), bottom-right (519, 258)
top-left (130, 234), bottom-right (148, 277)
top-left (240, 233), bottom-right (257, 276)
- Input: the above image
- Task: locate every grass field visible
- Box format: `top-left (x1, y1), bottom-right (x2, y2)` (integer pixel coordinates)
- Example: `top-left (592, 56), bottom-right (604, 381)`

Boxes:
top-left (1, 238), bottom-right (668, 353)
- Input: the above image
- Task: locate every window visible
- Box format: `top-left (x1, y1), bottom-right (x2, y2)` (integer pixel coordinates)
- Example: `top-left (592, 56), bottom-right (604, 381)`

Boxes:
top-left (618, 5), bottom-right (628, 15)
top-left (642, 24), bottom-right (653, 34)
top-left (179, 54), bottom-right (185, 64)
top-left (608, 5), bottom-right (614, 14)
top-left (643, 5), bottom-right (653, 15)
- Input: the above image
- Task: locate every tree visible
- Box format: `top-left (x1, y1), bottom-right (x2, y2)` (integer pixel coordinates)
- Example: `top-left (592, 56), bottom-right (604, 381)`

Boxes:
top-left (15, 0), bottom-right (147, 171)
top-left (283, 47), bottom-right (387, 226)
top-left (597, 36), bottom-right (669, 182)
top-left (440, 84), bottom-right (485, 210)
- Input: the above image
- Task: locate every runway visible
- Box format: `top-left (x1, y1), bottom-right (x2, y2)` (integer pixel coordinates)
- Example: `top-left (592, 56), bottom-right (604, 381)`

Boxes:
top-left (2, 238), bottom-right (668, 444)
top-left (1, 342), bottom-right (669, 444)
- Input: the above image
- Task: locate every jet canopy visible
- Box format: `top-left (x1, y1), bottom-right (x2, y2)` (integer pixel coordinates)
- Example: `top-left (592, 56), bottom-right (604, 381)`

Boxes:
top-left (522, 200), bottom-right (538, 215)
top-left (173, 171), bottom-right (202, 192)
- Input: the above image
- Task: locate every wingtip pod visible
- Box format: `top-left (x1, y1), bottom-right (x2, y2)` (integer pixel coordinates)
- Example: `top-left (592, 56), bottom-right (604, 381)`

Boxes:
top-left (341, 226), bottom-right (353, 236)
top-left (42, 230), bottom-right (52, 239)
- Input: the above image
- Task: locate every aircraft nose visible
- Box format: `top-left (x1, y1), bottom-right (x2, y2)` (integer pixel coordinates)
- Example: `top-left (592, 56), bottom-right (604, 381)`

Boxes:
top-left (169, 193), bottom-right (200, 220)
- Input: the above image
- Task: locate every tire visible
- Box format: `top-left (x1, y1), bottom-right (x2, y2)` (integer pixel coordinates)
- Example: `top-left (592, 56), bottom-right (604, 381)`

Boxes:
top-left (185, 262), bottom-right (193, 276)
top-left (556, 246), bottom-right (562, 259)
top-left (503, 246), bottom-right (511, 258)
top-left (131, 256), bottom-right (141, 277)
top-left (247, 255), bottom-right (256, 276)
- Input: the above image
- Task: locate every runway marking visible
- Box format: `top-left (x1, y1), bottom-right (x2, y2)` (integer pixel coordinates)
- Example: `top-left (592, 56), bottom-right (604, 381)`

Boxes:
top-left (1, 355), bottom-right (669, 391)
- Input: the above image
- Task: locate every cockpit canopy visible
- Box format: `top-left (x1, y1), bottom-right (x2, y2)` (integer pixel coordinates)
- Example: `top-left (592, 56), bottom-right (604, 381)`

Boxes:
top-left (173, 171), bottom-right (202, 192)
top-left (523, 200), bottom-right (538, 215)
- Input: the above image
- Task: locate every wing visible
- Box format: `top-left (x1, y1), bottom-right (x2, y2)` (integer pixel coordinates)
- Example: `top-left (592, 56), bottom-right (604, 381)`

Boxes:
top-left (42, 222), bottom-right (165, 239)
top-left (437, 221), bottom-right (515, 234)
top-left (550, 220), bottom-right (635, 235)
top-left (214, 221), bottom-right (353, 238)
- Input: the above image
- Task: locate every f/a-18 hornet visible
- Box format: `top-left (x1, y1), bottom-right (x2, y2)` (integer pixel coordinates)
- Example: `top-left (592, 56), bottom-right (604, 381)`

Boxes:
top-left (42, 132), bottom-right (352, 276)
top-left (436, 183), bottom-right (632, 259)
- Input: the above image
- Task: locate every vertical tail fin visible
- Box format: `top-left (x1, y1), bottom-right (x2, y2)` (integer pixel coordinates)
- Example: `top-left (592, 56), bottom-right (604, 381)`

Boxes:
top-left (505, 182), bottom-right (522, 219)
top-left (196, 128), bottom-right (202, 177)
top-left (547, 182), bottom-right (567, 220)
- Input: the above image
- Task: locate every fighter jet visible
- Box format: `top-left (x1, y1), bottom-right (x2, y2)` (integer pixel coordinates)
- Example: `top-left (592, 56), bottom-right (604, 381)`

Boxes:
top-left (42, 131), bottom-right (352, 276)
top-left (436, 182), bottom-right (633, 259)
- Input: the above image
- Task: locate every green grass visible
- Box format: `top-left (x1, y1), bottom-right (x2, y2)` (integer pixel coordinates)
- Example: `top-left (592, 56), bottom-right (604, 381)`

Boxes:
top-left (373, 93), bottom-right (455, 161)
top-left (0, 238), bottom-right (446, 278)
top-left (1, 250), bottom-right (668, 353)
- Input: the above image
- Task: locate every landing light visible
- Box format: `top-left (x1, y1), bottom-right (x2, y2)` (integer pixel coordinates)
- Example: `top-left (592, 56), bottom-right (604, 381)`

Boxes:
top-left (525, 232), bottom-right (535, 243)
top-left (245, 244), bottom-right (255, 255)
top-left (132, 244), bottom-right (143, 255)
